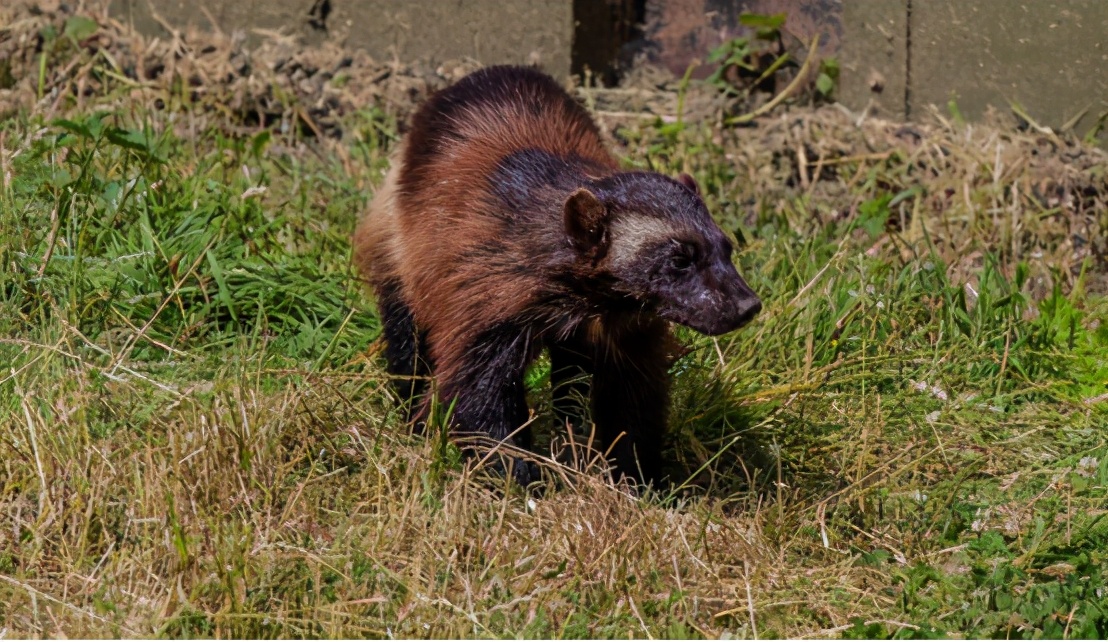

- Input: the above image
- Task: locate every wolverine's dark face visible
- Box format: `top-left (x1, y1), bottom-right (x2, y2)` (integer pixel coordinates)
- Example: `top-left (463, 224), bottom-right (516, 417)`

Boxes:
top-left (563, 172), bottom-right (761, 336)
top-left (622, 225), bottom-right (762, 335)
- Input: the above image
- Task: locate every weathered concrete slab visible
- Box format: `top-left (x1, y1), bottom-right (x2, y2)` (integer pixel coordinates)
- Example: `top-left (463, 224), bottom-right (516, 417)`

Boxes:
top-left (910, 1), bottom-right (1108, 141)
top-left (108, 0), bottom-right (573, 78)
top-left (107, 0), bottom-right (1108, 145)
top-left (838, 0), bottom-right (907, 120)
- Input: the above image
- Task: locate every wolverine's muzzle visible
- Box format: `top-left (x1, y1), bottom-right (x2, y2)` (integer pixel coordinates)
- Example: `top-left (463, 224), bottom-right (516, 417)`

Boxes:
top-left (660, 261), bottom-right (761, 336)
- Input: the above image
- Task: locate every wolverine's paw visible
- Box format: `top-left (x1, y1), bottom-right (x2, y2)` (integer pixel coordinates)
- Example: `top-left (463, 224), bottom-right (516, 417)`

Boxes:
top-left (508, 457), bottom-right (542, 489)
top-left (461, 443), bottom-right (549, 494)
top-left (481, 455), bottom-right (544, 492)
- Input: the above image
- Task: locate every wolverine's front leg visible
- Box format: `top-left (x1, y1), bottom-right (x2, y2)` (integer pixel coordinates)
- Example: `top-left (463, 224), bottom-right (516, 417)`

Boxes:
top-left (590, 317), bottom-right (675, 487)
top-left (435, 324), bottom-right (538, 485)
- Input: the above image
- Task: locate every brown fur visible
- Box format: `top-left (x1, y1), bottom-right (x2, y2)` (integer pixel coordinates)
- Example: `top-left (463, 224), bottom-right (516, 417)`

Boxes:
top-left (355, 69), bottom-right (624, 399)
top-left (353, 65), bottom-right (761, 486)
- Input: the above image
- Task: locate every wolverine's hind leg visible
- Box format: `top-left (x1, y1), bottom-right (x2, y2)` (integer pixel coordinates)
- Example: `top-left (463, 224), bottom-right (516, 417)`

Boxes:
top-left (436, 322), bottom-right (539, 486)
top-left (376, 280), bottom-right (430, 423)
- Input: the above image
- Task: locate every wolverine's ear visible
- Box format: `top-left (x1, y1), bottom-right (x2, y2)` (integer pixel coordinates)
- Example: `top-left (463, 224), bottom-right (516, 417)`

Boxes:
top-left (564, 188), bottom-right (609, 256)
top-left (677, 173), bottom-right (701, 196)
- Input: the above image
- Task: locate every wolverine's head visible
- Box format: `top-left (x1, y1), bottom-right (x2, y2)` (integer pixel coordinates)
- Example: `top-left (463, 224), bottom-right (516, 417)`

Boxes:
top-left (564, 172), bottom-right (761, 336)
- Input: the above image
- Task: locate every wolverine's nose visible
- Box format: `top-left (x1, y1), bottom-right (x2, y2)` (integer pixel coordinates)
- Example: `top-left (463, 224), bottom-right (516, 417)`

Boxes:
top-left (732, 295), bottom-right (761, 327)
top-left (721, 269), bottom-right (761, 330)
top-left (701, 261), bottom-right (761, 334)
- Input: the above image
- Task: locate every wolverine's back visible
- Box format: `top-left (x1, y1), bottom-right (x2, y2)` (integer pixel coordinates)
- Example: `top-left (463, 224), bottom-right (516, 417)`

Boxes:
top-left (398, 65), bottom-right (616, 204)
top-left (354, 66), bottom-right (620, 364)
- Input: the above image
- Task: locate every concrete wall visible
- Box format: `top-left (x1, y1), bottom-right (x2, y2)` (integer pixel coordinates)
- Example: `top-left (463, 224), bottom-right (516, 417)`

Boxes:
top-left (908, 1), bottom-right (1108, 133)
top-left (839, 0), bottom-right (1107, 142)
top-left (641, 0), bottom-right (1106, 142)
top-left (109, 0), bottom-right (1108, 143)
top-left (108, 0), bottom-right (574, 78)
top-left (838, 0), bottom-right (907, 120)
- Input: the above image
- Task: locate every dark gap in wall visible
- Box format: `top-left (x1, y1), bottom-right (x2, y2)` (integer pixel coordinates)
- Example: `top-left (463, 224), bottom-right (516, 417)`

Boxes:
top-left (571, 0), bottom-right (647, 86)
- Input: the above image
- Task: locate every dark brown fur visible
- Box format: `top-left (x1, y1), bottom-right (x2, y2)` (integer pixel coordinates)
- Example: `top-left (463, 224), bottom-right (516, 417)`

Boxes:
top-left (354, 66), bottom-right (760, 486)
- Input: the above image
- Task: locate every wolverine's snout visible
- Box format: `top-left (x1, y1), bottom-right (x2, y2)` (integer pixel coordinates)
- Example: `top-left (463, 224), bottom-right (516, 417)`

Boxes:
top-left (679, 264), bottom-right (761, 336)
top-left (724, 268), bottom-right (761, 331)
top-left (726, 292), bottom-right (762, 331)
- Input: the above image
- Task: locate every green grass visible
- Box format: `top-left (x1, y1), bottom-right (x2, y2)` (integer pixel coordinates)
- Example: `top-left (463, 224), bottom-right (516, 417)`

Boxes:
top-left (1, 91), bottom-right (1107, 638)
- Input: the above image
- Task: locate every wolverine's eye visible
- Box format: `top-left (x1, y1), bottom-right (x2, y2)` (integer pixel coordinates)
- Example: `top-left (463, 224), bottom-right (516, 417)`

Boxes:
top-left (668, 244), bottom-right (697, 272)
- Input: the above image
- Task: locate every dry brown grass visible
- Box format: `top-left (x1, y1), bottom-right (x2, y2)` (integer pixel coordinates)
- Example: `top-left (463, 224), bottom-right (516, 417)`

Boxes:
top-left (0, 332), bottom-right (856, 638)
top-left (605, 95), bottom-right (1108, 299)
top-left (0, 0), bottom-right (480, 135)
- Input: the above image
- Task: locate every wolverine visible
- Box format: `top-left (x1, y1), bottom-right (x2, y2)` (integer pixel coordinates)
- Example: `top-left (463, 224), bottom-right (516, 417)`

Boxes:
top-left (353, 65), bottom-right (761, 487)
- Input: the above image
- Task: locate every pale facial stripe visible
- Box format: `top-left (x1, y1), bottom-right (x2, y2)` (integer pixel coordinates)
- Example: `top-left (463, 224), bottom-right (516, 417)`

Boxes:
top-left (608, 215), bottom-right (679, 270)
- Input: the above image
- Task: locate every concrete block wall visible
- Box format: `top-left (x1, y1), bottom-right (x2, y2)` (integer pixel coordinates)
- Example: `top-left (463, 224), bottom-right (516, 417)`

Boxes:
top-left (108, 0), bottom-right (574, 78)
top-left (109, 0), bottom-right (1108, 143)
